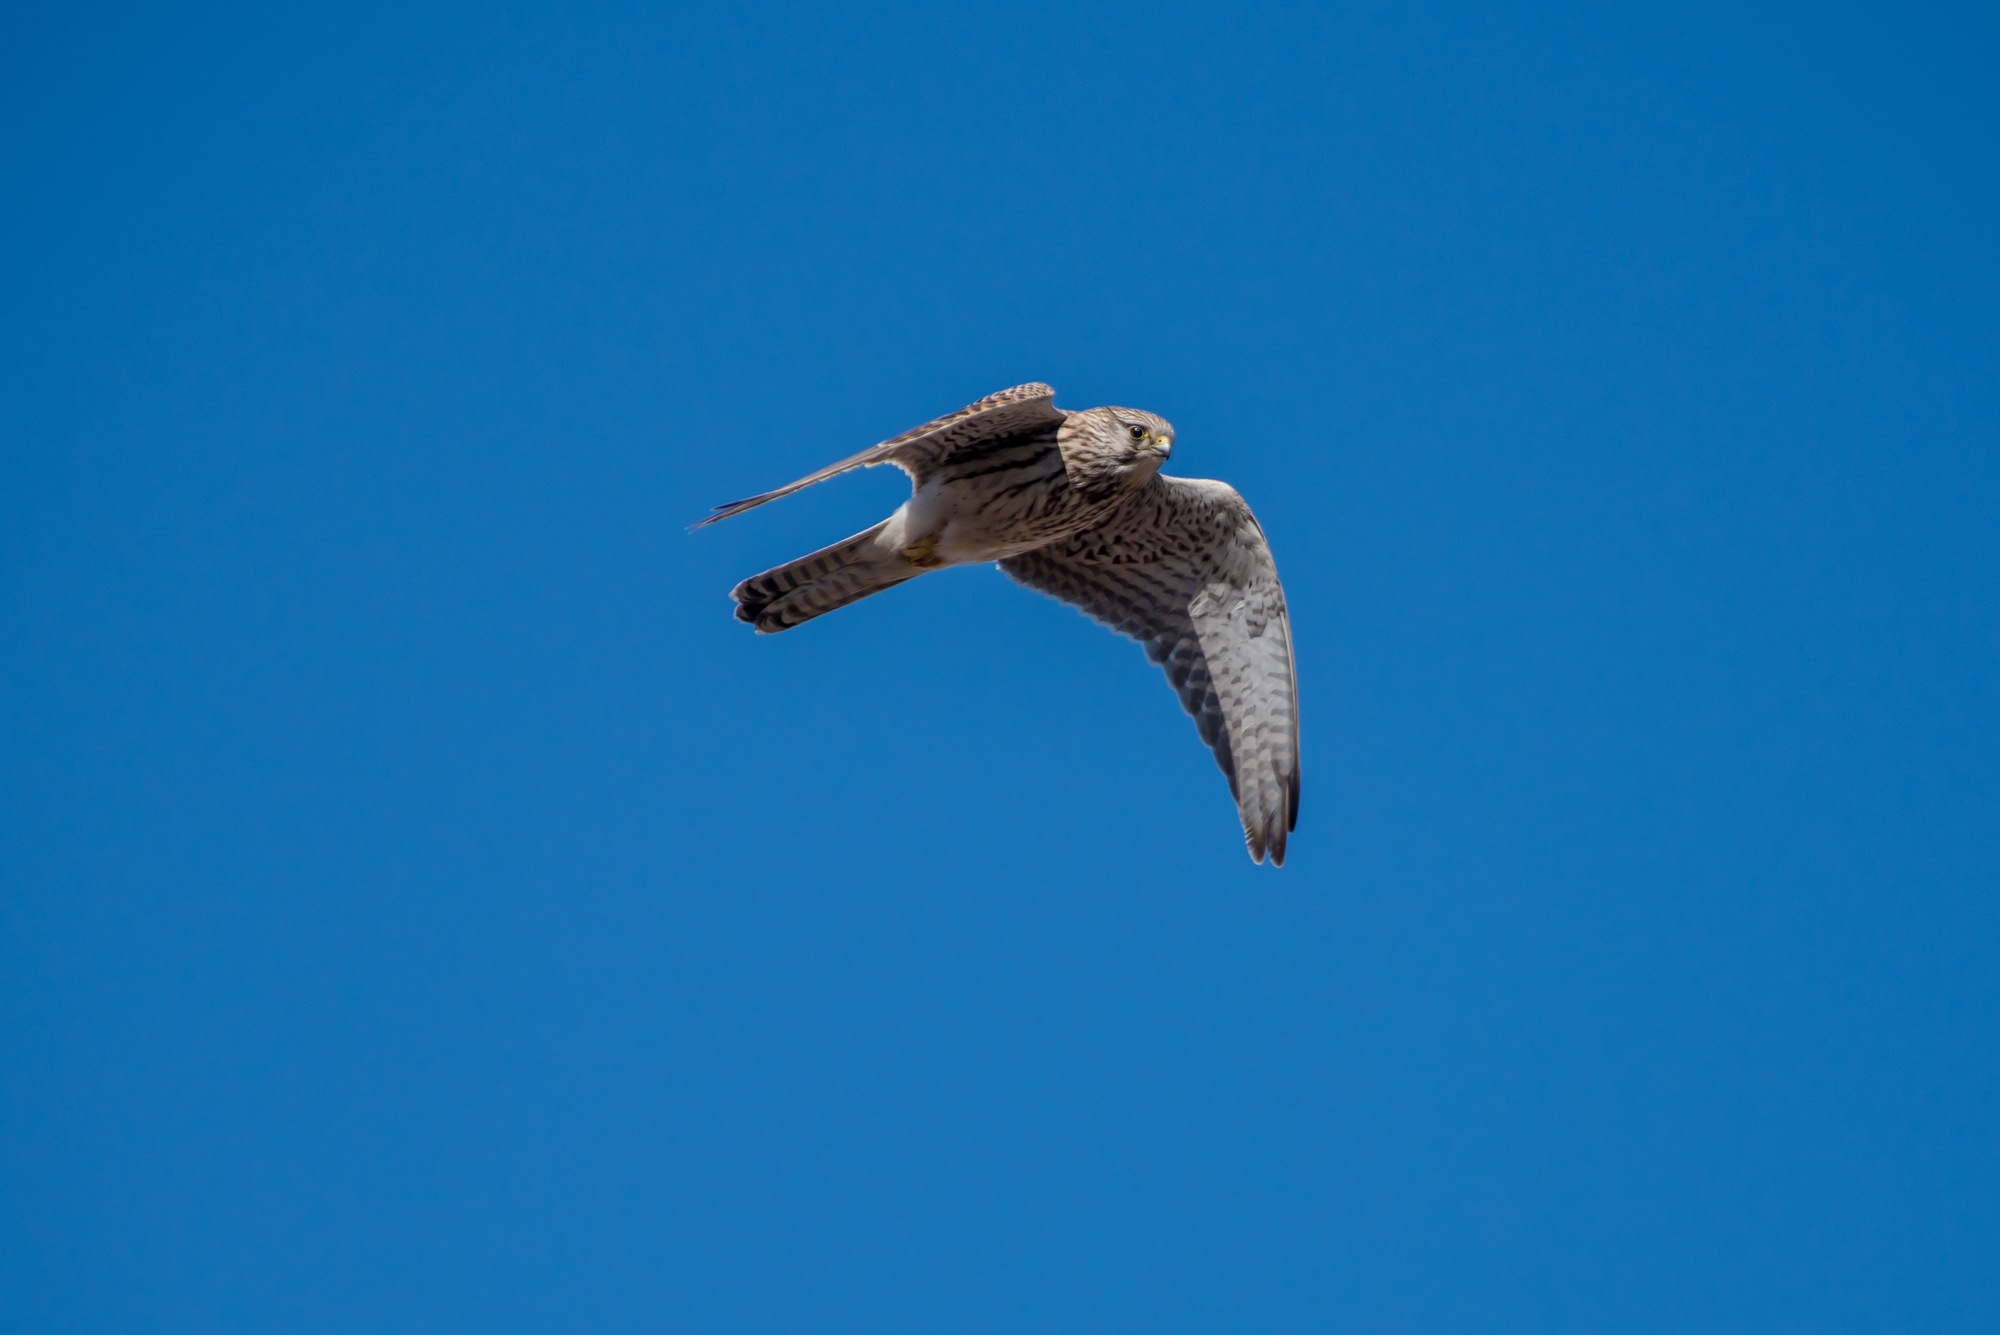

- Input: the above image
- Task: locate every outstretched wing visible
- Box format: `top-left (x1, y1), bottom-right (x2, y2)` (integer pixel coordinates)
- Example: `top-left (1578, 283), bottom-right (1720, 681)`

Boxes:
top-left (693, 383), bottom-right (1064, 528)
top-left (1001, 476), bottom-right (1300, 865)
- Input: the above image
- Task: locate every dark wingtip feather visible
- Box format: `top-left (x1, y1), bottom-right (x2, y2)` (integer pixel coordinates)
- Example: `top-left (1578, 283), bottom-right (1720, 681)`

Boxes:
top-left (688, 496), bottom-right (764, 531)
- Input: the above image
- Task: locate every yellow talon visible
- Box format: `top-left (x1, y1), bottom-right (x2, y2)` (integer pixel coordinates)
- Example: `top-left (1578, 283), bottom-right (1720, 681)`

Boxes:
top-left (903, 534), bottom-right (944, 568)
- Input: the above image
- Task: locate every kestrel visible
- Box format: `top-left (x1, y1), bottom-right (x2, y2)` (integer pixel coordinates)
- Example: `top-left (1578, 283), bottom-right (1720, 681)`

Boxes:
top-left (696, 383), bottom-right (1300, 865)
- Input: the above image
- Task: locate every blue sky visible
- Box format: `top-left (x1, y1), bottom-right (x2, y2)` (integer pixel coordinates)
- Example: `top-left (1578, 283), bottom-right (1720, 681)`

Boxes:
top-left (4, 2), bottom-right (1996, 1330)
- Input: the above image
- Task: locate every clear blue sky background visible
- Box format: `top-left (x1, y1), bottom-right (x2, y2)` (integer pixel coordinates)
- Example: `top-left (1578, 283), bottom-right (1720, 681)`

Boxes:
top-left (4, 2), bottom-right (1996, 1330)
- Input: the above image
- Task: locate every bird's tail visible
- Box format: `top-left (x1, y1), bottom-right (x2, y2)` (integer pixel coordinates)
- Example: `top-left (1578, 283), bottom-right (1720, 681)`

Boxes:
top-left (731, 521), bottom-right (917, 633)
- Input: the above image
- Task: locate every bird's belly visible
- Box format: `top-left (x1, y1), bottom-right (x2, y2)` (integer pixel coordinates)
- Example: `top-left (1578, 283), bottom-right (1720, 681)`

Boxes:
top-left (933, 501), bottom-right (1087, 564)
top-left (936, 529), bottom-right (1045, 564)
top-left (896, 462), bottom-right (1084, 566)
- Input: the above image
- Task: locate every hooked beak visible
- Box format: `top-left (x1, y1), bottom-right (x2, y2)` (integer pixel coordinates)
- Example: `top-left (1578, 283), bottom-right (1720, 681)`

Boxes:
top-left (1151, 436), bottom-right (1173, 460)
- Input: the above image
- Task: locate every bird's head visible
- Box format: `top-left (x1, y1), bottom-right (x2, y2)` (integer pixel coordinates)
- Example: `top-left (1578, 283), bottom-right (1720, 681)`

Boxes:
top-left (1059, 406), bottom-right (1176, 496)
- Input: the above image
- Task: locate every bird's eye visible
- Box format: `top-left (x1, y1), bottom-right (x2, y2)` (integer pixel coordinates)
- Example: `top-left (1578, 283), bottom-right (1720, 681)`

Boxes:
top-left (1127, 425), bottom-right (1146, 440)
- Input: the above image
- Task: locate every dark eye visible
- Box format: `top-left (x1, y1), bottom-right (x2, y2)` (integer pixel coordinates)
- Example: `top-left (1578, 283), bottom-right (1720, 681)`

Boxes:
top-left (1127, 425), bottom-right (1146, 440)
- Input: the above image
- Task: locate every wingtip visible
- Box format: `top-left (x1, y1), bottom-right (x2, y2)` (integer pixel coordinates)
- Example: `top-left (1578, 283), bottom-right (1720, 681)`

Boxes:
top-left (689, 497), bottom-right (759, 531)
top-left (1245, 810), bottom-right (1289, 867)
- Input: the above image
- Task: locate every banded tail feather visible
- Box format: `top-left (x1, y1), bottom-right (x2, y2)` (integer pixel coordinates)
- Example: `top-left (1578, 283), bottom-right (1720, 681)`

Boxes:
top-left (730, 521), bottom-right (915, 634)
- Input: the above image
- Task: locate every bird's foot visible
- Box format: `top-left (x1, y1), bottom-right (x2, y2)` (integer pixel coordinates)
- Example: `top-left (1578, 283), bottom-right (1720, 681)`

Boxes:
top-left (902, 534), bottom-right (946, 569)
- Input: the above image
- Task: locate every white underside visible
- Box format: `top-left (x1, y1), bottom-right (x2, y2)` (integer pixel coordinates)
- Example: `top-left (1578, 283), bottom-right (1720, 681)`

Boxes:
top-left (878, 481), bottom-right (1049, 566)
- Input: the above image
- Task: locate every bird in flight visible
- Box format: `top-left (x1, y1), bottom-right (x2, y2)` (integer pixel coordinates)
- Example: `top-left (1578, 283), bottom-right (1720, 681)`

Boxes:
top-left (695, 383), bottom-right (1300, 865)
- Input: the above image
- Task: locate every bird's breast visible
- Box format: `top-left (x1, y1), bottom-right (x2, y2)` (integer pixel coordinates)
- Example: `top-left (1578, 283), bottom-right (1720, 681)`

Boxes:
top-left (898, 437), bottom-right (1112, 565)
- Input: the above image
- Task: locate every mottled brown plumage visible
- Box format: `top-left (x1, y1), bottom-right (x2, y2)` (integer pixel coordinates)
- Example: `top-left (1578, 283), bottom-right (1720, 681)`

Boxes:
top-left (696, 384), bottom-right (1300, 864)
